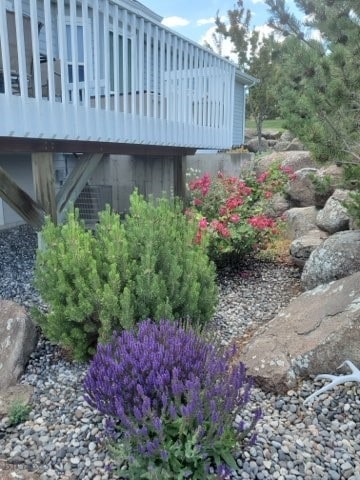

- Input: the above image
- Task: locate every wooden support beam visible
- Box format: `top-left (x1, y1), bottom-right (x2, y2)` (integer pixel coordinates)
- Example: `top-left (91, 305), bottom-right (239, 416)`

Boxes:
top-left (0, 136), bottom-right (196, 157)
top-left (173, 155), bottom-right (186, 200)
top-left (32, 153), bottom-right (57, 224)
top-left (56, 153), bottom-right (104, 223)
top-left (0, 166), bottom-right (45, 230)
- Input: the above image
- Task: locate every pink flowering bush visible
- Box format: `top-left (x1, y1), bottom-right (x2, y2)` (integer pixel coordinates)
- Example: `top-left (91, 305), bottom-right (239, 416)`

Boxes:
top-left (187, 162), bottom-right (295, 262)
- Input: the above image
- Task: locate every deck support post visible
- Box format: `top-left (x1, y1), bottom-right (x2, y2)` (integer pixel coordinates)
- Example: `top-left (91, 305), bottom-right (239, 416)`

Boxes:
top-left (173, 155), bottom-right (186, 201)
top-left (0, 166), bottom-right (45, 230)
top-left (56, 153), bottom-right (104, 223)
top-left (32, 152), bottom-right (57, 224)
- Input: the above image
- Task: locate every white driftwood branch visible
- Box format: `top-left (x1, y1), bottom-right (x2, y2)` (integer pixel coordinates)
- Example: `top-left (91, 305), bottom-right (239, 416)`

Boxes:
top-left (303, 360), bottom-right (360, 405)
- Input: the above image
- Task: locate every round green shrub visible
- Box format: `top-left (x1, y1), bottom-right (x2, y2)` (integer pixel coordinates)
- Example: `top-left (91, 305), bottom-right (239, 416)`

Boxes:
top-left (32, 191), bottom-right (217, 360)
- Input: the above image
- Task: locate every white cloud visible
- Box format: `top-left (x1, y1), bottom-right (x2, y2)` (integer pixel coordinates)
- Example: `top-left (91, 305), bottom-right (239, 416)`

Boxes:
top-left (196, 17), bottom-right (215, 27)
top-left (254, 24), bottom-right (276, 42)
top-left (161, 16), bottom-right (190, 28)
top-left (200, 26), bottom-right (238, 63)
top-left (251, 0), bottom-right (265, 4)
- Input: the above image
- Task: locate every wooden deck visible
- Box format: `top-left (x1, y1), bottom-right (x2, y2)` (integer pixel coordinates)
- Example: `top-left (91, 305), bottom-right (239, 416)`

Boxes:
top-left (0, 0), bottom-right (237, 150)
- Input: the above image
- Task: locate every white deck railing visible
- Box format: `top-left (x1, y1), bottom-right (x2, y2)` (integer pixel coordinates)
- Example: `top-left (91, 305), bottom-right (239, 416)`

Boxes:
top-left (0, 0), bottom-right (236, 149)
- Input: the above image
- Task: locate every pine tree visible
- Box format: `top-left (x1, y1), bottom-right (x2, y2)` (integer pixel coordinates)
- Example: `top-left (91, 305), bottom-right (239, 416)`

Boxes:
top-left (266, 0), bottom-right (360, 163)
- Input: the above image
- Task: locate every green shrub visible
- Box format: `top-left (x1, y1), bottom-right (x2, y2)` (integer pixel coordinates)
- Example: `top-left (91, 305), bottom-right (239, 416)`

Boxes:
top-left (8, 401), bottom-right (31, 426)
top-left (32, 191), bottom-right (217, 360)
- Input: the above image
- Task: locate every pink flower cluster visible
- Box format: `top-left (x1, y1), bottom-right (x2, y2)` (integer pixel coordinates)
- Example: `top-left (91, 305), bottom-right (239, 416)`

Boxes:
top-left (248, 214), bottom-right (276, 230)
top-left (257, 171), bottom-right (270, 183)
top-left (279, 164), bottom-right (297, 181)
top-left (210, 220), bottom-right (231, 238)
top-left (189, 173), bottom-right (211, 197)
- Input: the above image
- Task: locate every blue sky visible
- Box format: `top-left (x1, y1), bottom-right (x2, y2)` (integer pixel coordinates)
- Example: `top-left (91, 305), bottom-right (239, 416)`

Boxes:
top-left (143, 0), bottom-right (299, 48)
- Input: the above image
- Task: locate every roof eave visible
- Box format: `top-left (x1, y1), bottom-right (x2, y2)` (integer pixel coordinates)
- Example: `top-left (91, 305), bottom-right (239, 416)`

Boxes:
top-left (235, 69), bottom-right (258, 86)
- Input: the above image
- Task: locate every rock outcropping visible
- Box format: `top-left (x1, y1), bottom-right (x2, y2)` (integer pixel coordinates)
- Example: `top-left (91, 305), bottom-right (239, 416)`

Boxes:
top-left (237, 273), bottom-right (360, 393)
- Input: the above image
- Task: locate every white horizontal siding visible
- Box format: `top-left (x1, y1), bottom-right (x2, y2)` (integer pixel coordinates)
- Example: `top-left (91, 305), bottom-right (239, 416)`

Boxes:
top-left (232, 81), bottom-right (245, 147)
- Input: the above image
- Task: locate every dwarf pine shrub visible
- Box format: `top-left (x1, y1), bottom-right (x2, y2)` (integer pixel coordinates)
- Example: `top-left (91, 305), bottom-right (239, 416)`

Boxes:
top-left (84, 319), bottom-right (261, 479)
top-left (32, 191), bottom-right (217, 360)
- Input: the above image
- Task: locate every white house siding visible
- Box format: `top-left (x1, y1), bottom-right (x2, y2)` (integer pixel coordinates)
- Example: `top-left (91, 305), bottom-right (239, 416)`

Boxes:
top-left (232, 80), bottom-right (245, 147)
top-left (0, 154), bottom-right (34, 228)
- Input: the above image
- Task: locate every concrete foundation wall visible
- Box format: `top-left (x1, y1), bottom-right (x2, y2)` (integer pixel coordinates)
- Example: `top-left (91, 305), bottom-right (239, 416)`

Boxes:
top-left (0, 151), bottom-right (254, 229)
top-left (186, 152), bottom-right (255, 179)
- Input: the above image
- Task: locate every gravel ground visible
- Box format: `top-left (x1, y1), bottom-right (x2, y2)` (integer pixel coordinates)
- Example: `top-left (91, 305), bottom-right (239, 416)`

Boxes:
top-left (0, 224), bottom-right (359, 480)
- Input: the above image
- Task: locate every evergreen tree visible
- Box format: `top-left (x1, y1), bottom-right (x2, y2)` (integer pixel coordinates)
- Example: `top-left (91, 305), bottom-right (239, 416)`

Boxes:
top-left (266, 0), bottom-right (360, 163)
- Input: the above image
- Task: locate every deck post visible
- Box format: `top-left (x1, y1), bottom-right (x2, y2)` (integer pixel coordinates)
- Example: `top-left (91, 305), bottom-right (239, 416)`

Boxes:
top-left (56, 153), bottom-right (104, 223)
top-left (32, 152), bottom-right (57, 224)
top-left (0, 166), bottom-right (45, 230)
top-left (173, 155), bottom-right (186, 201)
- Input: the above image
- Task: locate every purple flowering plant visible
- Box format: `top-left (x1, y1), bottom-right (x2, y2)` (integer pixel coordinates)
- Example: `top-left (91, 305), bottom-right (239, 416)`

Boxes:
top-left (84, 319), bottom-right (261, 479)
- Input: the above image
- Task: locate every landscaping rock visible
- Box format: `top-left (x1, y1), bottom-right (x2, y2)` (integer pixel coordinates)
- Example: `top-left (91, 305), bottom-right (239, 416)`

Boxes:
top-left (0, 384), bottom-right (34, 417)
top-left (319, 163), bottom-right (343, 183)
top-left (286, 168), bottom-right (319, 207)
top-left (265, 192), bottom-right (291, 218)
top-left (237, 272), bottom-right (360, 393)
top-left (279, 130), bottom-right (296, 142)
top-left (275, 138), bottom-right (305, 152)
top-left (246, 137), bottom-right (268, 153)
top-left (0, 300), bottom-right (38, 390)
top-left (290, 228), bottom-right (329, 268)
top-left (0, 461), bottom-right (41, 480)
top-left (316, 189), bottom-right (351, 234)
top-left (280, 151), bottom-right (316, 173)
top-left (284, 206), bottom-right (319, 240)
top-left (301, 230), bottom-right (360, 290)
top-left (285, 138), bottom-right (305, 151)
top-left (254, 151), bottom-right (316, 176)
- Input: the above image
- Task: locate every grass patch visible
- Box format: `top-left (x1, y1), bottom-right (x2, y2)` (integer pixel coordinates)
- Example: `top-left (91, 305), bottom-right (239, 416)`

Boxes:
top-left (246, 119), bottom-right (286, 130)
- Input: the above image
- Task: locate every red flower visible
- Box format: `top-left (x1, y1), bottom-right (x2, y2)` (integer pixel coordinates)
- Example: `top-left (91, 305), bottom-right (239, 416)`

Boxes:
top-left (248, 215), bottom-right (276, 230)
top-left (264, 191), bottom-right (273, 199)
top-left (230, 214), bottom-right (240, 223)
top-left (189, 173), bottom-right (211, 197)
top-left (193, 198), bottom-right (203, 206)
top-left (226, 197), bottom-right (243, 210)
top-left (257, 172), bottom-right (269, 183)
top-left (198, 218), bottom-right (208, 230)
top-left (279, 165), bottom-right (294, 175)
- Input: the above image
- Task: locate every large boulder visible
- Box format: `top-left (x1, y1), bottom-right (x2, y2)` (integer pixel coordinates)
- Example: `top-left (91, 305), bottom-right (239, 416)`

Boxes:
top-left (290, 228), bottom-right (329, 268)
top-left (301, 230), bottom-right (360, 290)
top-left (236, 272), bottom-right (360, 393)
top-left (264, 192), bottom-right (291, 218)
top-left (275, 138), bottom-right (305, 152)
top-left (246, 137), bottom-right (268, 153)
top-left (254, 151), bottom-right (316, 176)
top-left (316, 189), bottom-right (351, 234)
top-left (0, 300), bottom-right (38, 390)
top-left (279, 130), bottom-right (296, 142)
top-left (283, 206), bottom-right (319, 241)
top-left (286, 168), bottom-right (318, 207)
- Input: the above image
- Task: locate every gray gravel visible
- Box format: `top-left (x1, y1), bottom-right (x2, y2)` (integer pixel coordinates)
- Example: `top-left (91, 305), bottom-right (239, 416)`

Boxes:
top-left (1, 225), bottom-right (360, 480)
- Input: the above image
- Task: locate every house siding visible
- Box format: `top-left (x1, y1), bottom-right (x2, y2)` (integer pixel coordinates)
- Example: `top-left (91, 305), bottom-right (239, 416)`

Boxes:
top-left (232, 80), bottom-right (245, 147)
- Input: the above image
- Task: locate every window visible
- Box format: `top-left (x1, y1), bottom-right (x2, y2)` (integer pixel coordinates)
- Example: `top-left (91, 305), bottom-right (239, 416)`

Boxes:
top-left (66, 24), bottom-right (85, 82)
top-left (109, 31), bottom-right (132, 94)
